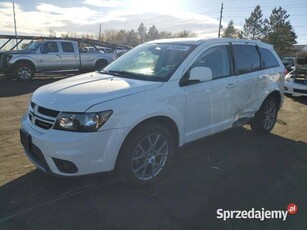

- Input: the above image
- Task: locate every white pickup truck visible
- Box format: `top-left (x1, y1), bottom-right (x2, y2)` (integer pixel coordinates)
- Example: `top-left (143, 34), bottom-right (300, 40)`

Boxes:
top-left (0, 40), bottom-right (117, 80)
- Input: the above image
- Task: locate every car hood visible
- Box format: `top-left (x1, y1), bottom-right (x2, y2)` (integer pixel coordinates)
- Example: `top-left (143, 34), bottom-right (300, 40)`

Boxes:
top-left (32, 72), bottom-right (163, 112)
top-left (0, 49), bottom-right (34, 55)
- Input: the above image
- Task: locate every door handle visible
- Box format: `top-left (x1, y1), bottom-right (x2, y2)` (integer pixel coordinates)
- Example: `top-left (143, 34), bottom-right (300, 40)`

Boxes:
top-left (225, 83), bottom-right (236, 88)
top-left (260, 76), bottom-right (267, 80)
top-left (56, 54), bottom-right (61, 58)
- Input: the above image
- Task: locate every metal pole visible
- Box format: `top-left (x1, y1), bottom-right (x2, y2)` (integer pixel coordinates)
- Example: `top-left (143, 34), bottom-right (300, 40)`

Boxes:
top-left (13, 2), bottom-right (18, 49)
top-left (218, 2), bottom-right (223, 38)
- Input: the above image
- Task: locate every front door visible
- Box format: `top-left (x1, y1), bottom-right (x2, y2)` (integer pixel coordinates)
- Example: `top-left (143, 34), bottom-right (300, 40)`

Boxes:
top-left (37, 41), bottom-right (60, 71)
top-left (183, 45), bottom-right (238, 143)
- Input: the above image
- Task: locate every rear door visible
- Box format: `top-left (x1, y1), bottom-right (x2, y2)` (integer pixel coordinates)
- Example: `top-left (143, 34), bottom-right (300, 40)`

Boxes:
top-left (231, 43), bottom-right (262, 118)
top-left (59, 42), bottom-right (79, 70)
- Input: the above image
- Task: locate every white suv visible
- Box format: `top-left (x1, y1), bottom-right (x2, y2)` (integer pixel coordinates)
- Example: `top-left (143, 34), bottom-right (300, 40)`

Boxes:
top-left (20, 38), bottom-right (285, 185)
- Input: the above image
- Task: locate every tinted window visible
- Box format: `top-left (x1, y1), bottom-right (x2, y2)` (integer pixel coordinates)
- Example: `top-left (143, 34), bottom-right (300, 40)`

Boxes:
top-left (191, 46), bottom-right (230, 79)
top-left (61, 42), bottom-right (75, 53)
top-left (41, 42), bottom-right (59, 53)
top-left (233, 45), bottom-right (260, 75)
top-left (259, 48), bottom-right (279, 68)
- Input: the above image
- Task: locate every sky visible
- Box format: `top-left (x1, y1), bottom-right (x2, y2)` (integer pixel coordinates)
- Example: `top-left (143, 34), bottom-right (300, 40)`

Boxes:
top-left (0, 0), bottom-right (307, 44)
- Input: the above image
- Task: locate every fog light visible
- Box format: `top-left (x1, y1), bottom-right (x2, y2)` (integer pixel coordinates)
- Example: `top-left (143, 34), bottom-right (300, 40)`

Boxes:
top-left (53, 158), bottom-right (78, 173)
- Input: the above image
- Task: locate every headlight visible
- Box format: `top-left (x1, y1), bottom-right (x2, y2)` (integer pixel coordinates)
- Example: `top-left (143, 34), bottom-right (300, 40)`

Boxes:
top-left (7, 55), bottom-right (13, 62)
top-left (285, 74), bottom-right (291, 82)
top-left (53, 110), bottom-right (112, 132)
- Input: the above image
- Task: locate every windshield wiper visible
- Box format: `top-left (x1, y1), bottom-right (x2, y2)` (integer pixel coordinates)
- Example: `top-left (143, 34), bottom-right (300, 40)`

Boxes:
top-left (98, 69), bottom-right (109, 74)
top-left (107, 70), bottom-right (138, 79)
top-left (99, 70), bottom-right (164, 82)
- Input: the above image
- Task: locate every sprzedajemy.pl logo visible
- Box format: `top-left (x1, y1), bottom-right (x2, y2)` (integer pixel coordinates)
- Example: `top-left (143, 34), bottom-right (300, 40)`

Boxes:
top-left (217, 203), bottom-right (298, 221)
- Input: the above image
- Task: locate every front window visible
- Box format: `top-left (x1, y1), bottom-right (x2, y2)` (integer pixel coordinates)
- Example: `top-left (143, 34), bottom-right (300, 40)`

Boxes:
top-left (24, 41), bottom-right (43, 51)
top-left (103, 43), bottom-right (196, 81)
top-left (190, 46), bottom-right (231, 79)
top-left (40, 42), bottom-right (59, 53)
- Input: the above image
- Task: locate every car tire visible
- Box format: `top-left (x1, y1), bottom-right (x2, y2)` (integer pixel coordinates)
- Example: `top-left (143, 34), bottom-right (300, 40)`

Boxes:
top-left (250, 97), bottom-right (278, 134)
top-left (95, 60), bottom-right (108, 71)
top-left (117, 122), bottom-right (175, 186)
top-left (14, 62), bottom-right (34, 80)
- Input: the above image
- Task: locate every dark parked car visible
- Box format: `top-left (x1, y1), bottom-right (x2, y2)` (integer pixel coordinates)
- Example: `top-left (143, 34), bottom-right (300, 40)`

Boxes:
top-left (282, 57), bottom-right (295, 72)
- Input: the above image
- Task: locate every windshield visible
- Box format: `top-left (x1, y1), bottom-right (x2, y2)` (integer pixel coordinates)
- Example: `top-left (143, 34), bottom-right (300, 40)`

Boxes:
top-left (103, 43), bottom-right (196, 81)
top-left (24, 41), bottom-right (44, 51)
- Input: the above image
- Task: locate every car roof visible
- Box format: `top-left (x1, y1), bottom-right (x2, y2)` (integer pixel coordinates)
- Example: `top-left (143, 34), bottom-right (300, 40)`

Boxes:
top-left (38, 40), bottom-right (77, 43)
top-left (147, 37), bottom-right (273, 49)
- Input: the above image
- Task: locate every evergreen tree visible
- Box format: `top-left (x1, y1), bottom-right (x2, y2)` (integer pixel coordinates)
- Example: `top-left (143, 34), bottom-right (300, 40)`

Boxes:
top-left (147, 25), bottom-right (159, 41)
top-left (222, 20), bottom-right (239, 38)
top-left (137, 23), bottom-right (147, 43)
top-left (263, 7), bottom-right (297, 55)
top-left (243, 5), bottom-right (264, 40)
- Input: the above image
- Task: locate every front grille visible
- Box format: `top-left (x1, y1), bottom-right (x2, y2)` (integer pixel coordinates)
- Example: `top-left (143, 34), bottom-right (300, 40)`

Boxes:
top-left (293, 88), bottom-right (307, 94)
top-left (37, 106), bottom-right (60, 117)
top-left (35, 120), bottom-right (53, 129)
top-left (294, 79), bottom-right (307, 85)
top-left (28, 102), bottom-right (60, 130)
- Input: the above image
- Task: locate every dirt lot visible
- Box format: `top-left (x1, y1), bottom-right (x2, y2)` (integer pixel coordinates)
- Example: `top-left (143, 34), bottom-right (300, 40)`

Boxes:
top-left (0, 74), bottom-right (306, 229)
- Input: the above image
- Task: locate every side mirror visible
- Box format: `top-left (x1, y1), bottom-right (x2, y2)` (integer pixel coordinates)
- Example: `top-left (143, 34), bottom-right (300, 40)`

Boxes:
top-left (190, 67), bottom-right (213, 82)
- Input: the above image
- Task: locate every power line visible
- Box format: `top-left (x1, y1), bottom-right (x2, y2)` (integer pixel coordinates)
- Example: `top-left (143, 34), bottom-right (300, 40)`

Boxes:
top-left (225, 3), bottom-right (307, 10)
top-left (224, 14), bottom-right (307, 19)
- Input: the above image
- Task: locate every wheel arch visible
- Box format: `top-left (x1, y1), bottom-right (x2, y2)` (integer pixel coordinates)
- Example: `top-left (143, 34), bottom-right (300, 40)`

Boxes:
top-left (95, 58), bottom-right (109, 68)
top-left (267, 90), bottom-right (282, 109)
top-left (114, 115), bottom-right (180, 169)
top-left (14, 59), bottom-right (36, 72)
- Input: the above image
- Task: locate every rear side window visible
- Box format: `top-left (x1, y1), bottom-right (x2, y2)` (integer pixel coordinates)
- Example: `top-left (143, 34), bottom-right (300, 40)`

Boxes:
top-left (61, 42), bottom-right (75, 53)
top-left (233, 45), bottom-right (260, 75)
top-left (259, 48), bottom-right (279, 69)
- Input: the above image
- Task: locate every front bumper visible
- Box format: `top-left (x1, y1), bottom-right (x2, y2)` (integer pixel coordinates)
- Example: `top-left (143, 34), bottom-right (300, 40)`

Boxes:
top-left (284, 80), bottom-right (307, 96)
top-left (21, 114), bottom-right (131, 176)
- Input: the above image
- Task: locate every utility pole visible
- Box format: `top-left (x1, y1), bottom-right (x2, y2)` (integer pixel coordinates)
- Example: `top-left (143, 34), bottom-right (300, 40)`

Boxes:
top-left (218, 2), bottom-right (223, 38)
top-left (12, 2), bottom-right (18, 49)
top-left (98, 24), bottom-right (102, 41)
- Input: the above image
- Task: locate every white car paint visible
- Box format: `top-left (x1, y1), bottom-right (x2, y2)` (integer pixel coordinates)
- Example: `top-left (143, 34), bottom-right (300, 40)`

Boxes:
top-left (285, 71), bottom-right (307, 96)
top-left (21, 38), bottom-right (285, 176)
